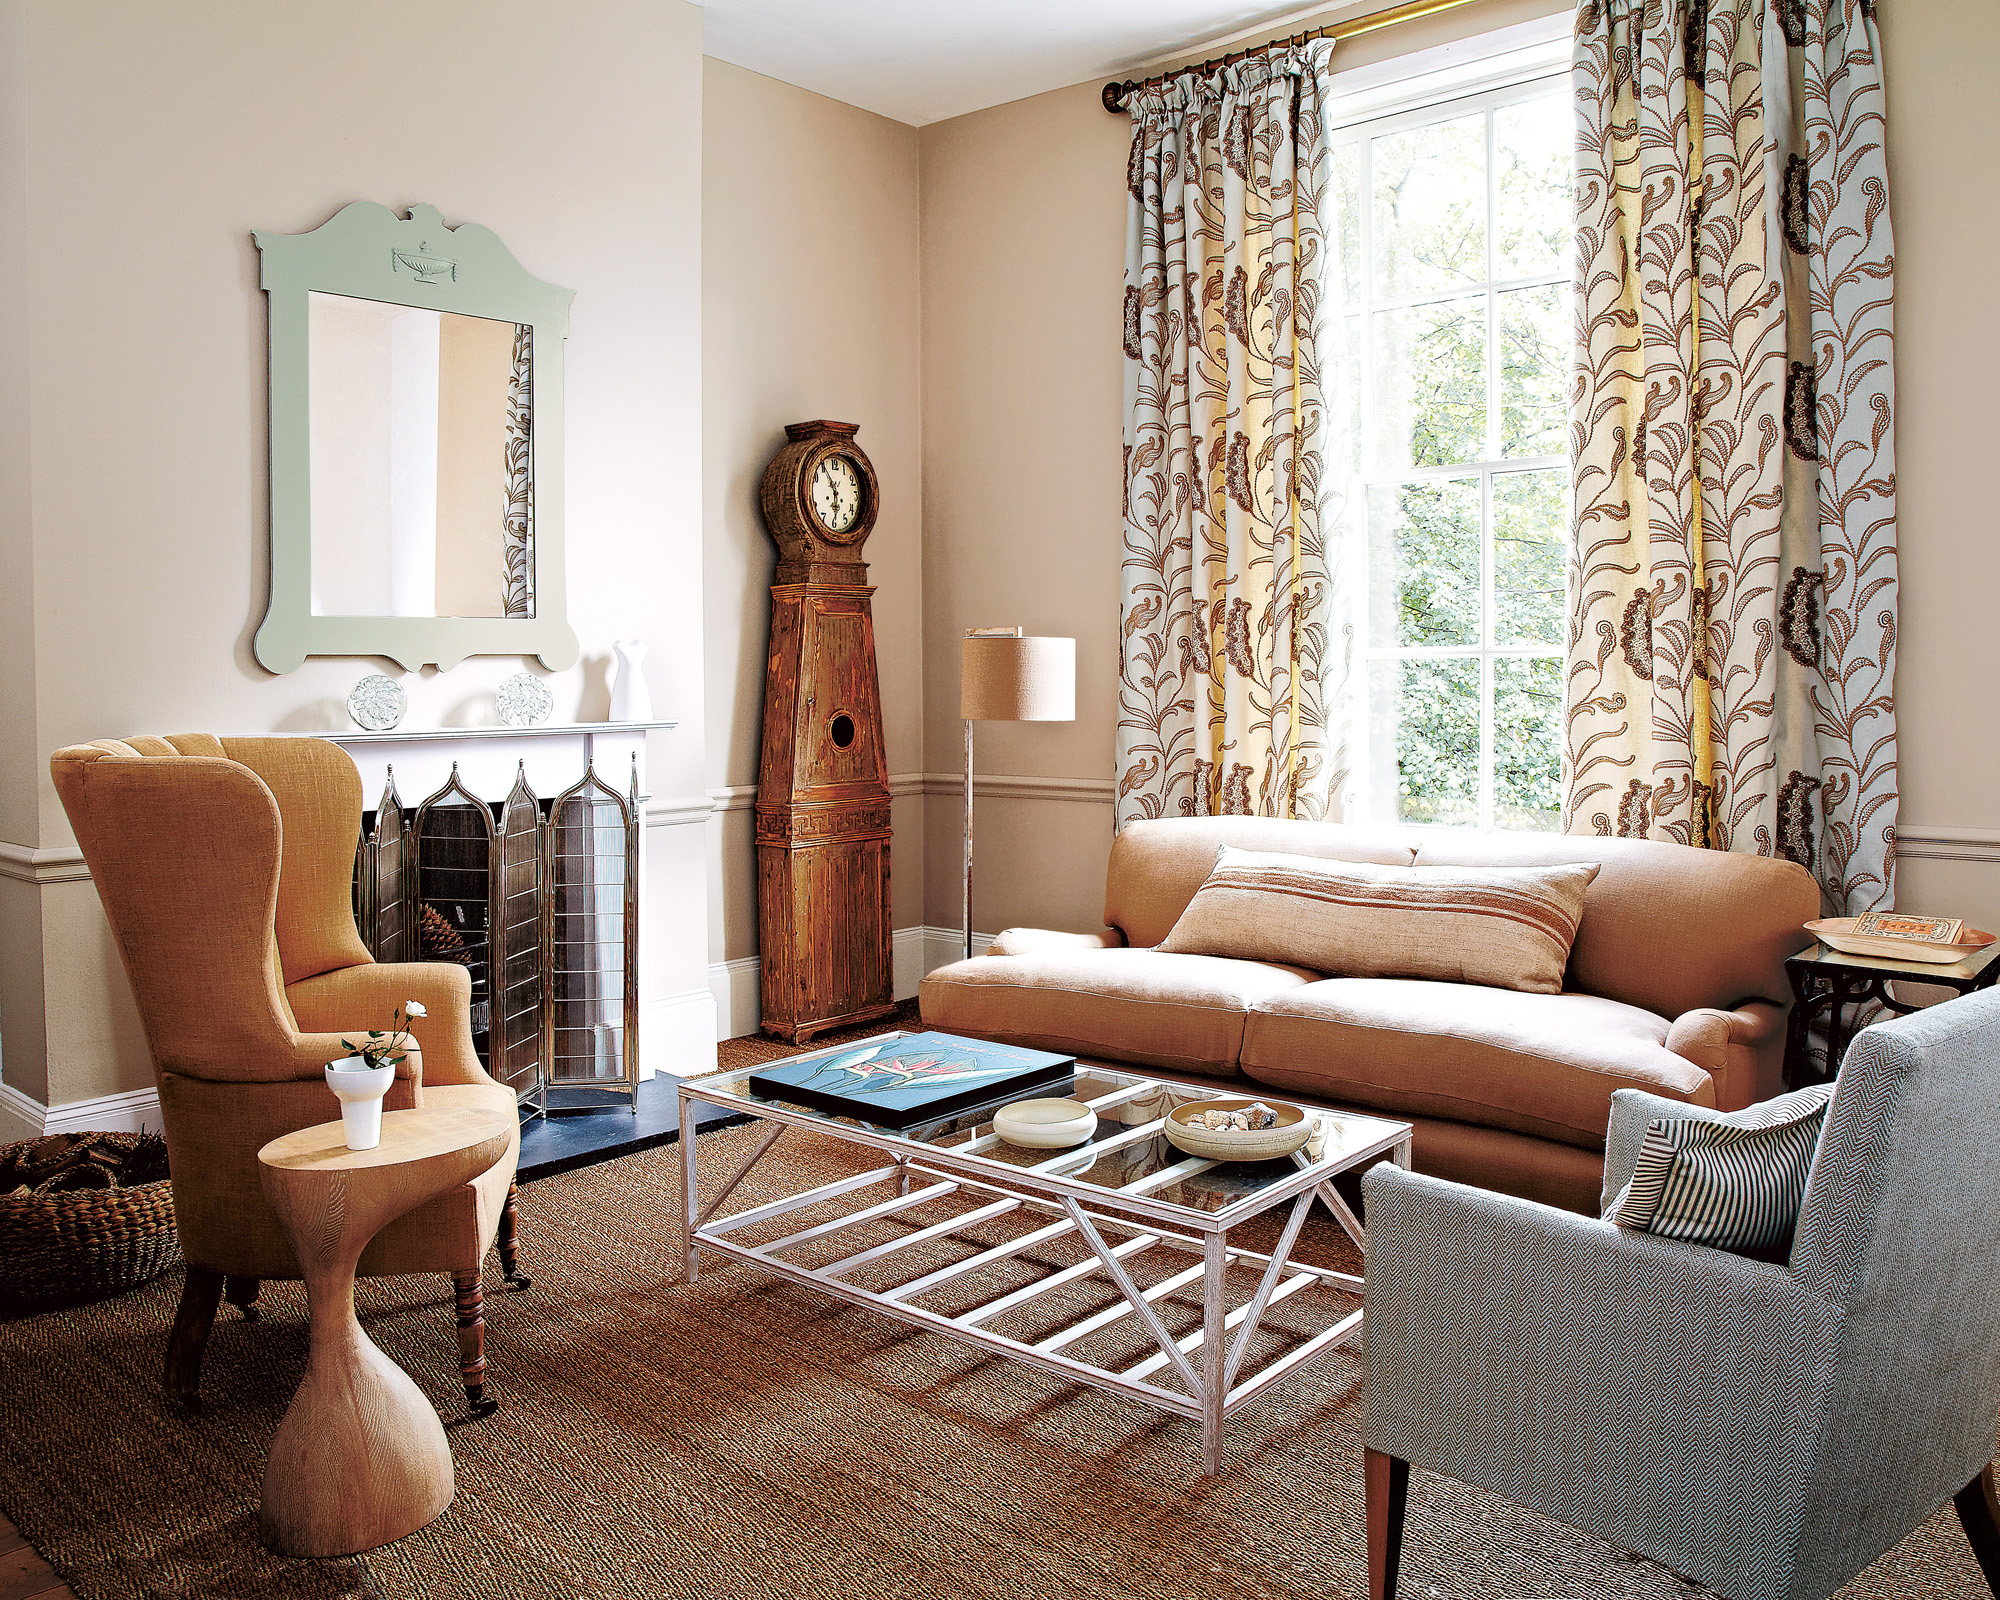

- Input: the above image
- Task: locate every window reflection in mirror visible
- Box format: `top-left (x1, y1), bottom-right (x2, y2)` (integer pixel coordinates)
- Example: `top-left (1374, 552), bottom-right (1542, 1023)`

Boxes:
top-left (306, 291), bottom-right (533, 620)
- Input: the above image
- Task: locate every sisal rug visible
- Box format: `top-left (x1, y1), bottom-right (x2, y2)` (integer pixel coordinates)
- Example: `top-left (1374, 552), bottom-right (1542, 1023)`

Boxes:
top-left (0, 1107), bottom-right (1992, 1597)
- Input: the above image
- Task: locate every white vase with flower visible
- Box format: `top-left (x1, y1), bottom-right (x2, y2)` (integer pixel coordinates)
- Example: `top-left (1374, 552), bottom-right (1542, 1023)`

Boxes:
top-left (324, 1000), bottom-right (426, 1151)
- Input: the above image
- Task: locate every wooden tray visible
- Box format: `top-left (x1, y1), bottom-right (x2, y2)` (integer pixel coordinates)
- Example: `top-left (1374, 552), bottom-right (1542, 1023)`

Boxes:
top-left (1805, 917), bottom-right (1998, 965)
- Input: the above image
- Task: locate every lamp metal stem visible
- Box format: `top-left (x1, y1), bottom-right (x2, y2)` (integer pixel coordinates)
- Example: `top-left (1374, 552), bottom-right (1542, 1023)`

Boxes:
top-left (963, 719), bottom-right (974, 962)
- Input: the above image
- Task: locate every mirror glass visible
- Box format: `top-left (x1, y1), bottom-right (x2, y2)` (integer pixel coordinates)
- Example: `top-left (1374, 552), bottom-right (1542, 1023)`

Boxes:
top-left (307, 291), bottom-right (532, 619)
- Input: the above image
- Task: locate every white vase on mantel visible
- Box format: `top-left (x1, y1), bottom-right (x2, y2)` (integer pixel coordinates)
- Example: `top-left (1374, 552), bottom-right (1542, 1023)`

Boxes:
top-left (608, 639), bottom-right (652, 724)
top-left (324, 1057), bottom-right (396, 1151)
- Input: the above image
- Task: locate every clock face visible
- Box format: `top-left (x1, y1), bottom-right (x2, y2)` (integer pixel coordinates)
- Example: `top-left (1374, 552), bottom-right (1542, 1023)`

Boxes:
top-left (809, 454), bottom-right (864, 536)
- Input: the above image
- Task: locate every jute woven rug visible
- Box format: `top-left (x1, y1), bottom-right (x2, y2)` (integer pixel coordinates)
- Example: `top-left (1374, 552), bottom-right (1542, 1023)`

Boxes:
top-left (0, 1057), bottom-right (1990, 1597)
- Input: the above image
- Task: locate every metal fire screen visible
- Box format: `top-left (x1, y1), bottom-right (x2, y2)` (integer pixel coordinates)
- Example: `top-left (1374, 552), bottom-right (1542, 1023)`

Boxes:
top-left (352, 757), bottom-right (640, 1116)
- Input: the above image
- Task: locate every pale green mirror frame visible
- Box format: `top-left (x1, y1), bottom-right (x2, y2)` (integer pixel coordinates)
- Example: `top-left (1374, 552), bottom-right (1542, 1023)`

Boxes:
top-left (253, 201), bottom-right (579, 672)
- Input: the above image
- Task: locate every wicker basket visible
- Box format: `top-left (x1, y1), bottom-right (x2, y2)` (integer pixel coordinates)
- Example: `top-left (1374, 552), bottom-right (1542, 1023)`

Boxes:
top-left (0, 1134), bottom-right (180, 1313)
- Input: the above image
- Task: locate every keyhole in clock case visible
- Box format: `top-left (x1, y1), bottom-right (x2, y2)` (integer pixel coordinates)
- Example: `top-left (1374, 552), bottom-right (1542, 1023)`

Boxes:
top-left (829, 714), bottom-right (856, 749)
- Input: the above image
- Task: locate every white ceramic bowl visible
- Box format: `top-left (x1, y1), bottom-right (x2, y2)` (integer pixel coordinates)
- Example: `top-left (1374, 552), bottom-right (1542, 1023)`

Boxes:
top-left (1164, 1097), bottom-right (1312, 1162)
top-left (993, 1097), bottom-right (1098, 1149)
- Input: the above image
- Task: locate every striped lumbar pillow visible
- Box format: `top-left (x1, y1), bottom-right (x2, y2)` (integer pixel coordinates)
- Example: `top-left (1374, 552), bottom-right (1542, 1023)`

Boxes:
top-left (1606, 1083), bottom-right (1836, 1251)
top-left (1155, 847), bottom-right (1599, 995)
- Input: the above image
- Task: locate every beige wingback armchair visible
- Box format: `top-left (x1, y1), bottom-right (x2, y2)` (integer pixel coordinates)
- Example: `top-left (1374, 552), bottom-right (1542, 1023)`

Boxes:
top-left (50, 735), bottom-right (526, 1415)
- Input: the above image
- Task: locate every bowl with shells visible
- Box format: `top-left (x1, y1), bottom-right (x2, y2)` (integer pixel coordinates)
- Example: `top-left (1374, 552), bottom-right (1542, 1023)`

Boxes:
top-left (1163, 1097), bottom-right (1313, 1162)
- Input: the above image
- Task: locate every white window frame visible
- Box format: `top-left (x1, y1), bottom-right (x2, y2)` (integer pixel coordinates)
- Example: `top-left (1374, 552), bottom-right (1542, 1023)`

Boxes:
top-left (1325, 24), bottom-right (1571, 832)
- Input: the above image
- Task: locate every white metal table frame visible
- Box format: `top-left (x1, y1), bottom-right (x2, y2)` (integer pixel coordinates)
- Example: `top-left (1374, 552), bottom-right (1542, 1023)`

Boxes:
top-left (678, 1034), bottom-right (1413, 1474)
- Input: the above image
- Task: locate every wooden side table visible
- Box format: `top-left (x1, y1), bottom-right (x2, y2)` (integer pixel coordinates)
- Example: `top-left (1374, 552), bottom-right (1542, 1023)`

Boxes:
top-left (1784, 938), bottom-right (2000, 1088)
top-left (256, 1105), bottom-right (513, 1558)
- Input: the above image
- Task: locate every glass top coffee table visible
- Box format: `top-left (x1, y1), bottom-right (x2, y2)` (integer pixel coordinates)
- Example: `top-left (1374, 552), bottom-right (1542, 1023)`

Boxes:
top-left (678, 1032), bottom-right (1412, 1474)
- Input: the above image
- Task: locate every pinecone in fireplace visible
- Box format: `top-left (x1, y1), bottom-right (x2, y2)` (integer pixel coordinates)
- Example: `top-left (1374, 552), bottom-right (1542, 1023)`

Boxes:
top-left (419, 903), bottom-right (474, 967)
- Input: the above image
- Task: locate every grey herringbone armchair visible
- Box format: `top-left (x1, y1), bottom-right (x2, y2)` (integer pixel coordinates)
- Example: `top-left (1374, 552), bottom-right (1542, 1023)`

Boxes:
top-left (1360, 987), bottom-right (2000, 1600)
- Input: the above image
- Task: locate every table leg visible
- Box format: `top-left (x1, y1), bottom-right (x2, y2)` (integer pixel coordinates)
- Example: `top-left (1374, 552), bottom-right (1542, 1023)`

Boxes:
top-left (1784, 968), bottom-right (1817, 1089)
top-left (1201, 1230), bottom-right (1227, 1477)
top-left (680, 1086), bottom-right (700, 1283)
top-left (260, 1235), bottom-right (454, 1556)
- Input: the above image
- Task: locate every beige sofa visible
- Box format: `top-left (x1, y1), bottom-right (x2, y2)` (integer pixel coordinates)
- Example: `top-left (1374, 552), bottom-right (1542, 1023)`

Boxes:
top-left (919, 818), bottom-right (1820, 1214)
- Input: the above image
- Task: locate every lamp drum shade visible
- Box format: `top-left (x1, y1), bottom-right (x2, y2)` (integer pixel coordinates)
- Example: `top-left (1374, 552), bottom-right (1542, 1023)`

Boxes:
top-left (962, 635), bottom-right (1075, 723)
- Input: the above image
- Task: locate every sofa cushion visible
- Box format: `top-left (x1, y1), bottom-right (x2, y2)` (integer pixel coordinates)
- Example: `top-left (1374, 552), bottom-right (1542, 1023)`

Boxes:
top-left (1104, 817), bottom-right (1419, 949)
top-left (919, 949), bottom-right (1316, 1078)
top-left (1239, 979), bottom-right (1716, 1150)
top-left (1410, 832), bottom-right (1819, 1022)
top-left (1158, 847), bottom-right (1599, 995)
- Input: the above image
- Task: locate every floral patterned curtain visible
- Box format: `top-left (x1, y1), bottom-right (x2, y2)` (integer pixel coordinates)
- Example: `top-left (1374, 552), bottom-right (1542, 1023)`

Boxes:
top-left (1116, 42), bottom-right (1356, 831)
top-left (1564, 0), bottom-right (1897, 915)
top-left (503, 321), bottom-right (534, 619)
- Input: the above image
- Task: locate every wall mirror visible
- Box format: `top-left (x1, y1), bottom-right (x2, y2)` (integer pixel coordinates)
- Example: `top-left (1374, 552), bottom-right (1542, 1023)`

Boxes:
top-left (254, 202), bottom-right (579, 671)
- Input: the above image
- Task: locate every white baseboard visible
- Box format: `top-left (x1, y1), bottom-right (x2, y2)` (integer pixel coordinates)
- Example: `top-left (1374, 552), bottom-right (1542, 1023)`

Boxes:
top-left (709, 954), bottom-right (762, 1043)
top-left (0, 1081), bottom-right (43, 1144)
top-left (0, 988), bottom-right (721, 1142)
top-left (645, 986), bottom-right (720, 1080)
top-left (919, 924), bottom-right (995, 976)
top-left (706, 924), bottom-right (994, 1042)
top-left (0, 1079), bottom-right (164, 1142)
top-left (892, 925), bottom-right (931, 1003)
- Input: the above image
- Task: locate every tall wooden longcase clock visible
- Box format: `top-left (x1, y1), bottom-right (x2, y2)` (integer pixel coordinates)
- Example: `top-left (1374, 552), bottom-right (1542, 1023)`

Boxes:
top-left (755, 420), bottom-right (895, 1043)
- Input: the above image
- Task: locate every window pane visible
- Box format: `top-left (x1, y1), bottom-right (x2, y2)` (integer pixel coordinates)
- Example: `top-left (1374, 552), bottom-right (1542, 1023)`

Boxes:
top-left (1495, 93), bottom-right (1570, 280)
top-left (1371, 114), bottom-right (1486, 299)
top-left (1493, 469), bottom-right (1568, 646)
top-left (1371, 657), bottom-right (1480, 826)
top-left (1368, 478), bottom-right (1480, 647)
top-left (1373, 296), bottom-right (1487, 470)
top-left (1494, 656), bottom-right (1563, 829)
top-left (1499, 283), bottom-right (1567, 457)
top-left (1325, 314), bottom-right (1364, 482)
top-left (1331, 142), bottom-right (1363, 308)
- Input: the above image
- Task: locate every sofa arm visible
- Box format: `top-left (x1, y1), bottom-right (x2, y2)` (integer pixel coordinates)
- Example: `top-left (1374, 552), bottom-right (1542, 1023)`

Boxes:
top-left (286, 961), bottom-right (490, 1087)
top-left (1665, 998), bottom-right (1785, 1110)
top-left (984, 926), bottom-right (1127, 958)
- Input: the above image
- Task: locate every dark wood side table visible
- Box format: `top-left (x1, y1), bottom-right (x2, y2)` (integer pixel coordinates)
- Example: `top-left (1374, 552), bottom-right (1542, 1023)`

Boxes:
top-left (1784, 938), bottom-right (2000, 1088)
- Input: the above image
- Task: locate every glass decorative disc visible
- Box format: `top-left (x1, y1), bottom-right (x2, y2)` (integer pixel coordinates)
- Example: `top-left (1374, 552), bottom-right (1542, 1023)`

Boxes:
top-left (347, 674), bottom-right (406, 731)
top-left (496, 672), bottom-right (554, 727)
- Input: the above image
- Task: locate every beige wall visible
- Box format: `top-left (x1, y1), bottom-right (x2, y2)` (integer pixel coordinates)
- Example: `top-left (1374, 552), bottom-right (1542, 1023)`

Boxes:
top-left (702, 59), bottom-right (924, 973)
top-left (917, 79), bottom-right (1129, 938)
top-left (2, 0), bottom-right (707, 1109)
top-left (1876, 0), bottom-right (2000, 929)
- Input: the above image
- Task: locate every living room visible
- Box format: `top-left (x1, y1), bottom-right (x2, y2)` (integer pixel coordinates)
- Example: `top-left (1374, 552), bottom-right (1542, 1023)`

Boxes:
top-left (3, 0), bottom-right (1998, 1595)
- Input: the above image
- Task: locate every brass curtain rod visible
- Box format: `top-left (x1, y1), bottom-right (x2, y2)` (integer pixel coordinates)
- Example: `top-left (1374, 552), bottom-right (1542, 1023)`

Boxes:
top-left (1102, 0), bottom-right (1487, 112)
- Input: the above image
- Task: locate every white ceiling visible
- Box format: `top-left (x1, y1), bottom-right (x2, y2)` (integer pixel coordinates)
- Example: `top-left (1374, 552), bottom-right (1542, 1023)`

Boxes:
top-left (697, 0), bottom-right (1347, 127)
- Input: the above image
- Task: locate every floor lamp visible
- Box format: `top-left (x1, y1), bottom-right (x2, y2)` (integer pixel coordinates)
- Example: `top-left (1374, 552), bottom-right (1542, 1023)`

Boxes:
top-left (961, 630), bottom-right (1076, 961)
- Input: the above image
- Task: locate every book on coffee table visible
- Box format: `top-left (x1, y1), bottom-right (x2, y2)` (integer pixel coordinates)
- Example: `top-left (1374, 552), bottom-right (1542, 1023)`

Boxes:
top-left (748, 1031), bottom-right (1075, 1128)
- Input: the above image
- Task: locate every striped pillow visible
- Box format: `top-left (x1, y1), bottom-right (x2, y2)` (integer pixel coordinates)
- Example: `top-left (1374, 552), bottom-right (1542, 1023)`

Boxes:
top-left (1155, 847), bottom-right (1599, 995)
top-left (1605, 1084), bottom-right (1836, 1251)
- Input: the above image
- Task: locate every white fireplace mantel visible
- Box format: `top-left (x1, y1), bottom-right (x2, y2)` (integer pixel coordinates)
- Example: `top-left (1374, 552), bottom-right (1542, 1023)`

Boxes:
top-left (285, 720), bottom-right (679, 816)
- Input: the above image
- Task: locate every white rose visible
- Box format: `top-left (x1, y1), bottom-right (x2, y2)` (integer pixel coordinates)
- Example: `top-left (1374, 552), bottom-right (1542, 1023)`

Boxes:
top-left (405, 1000), bottom-right (427, 1018)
